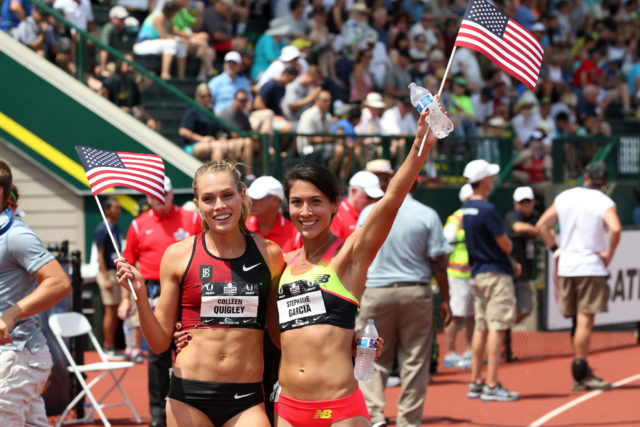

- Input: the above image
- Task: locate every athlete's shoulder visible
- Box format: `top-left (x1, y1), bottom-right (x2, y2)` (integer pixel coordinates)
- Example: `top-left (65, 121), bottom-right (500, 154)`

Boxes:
top-left (252, 232), bottom-right (285, 275)
top-left (164, 233), bottom-right (197, 260)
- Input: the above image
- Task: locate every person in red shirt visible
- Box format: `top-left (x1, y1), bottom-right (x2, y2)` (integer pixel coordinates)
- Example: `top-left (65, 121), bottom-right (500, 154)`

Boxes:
top-left (330, 171), bottom-right (383, 239)
top-left (121, 176), bottom-right (201, 427)
top-left (245, 176), bottom-right (301, 253)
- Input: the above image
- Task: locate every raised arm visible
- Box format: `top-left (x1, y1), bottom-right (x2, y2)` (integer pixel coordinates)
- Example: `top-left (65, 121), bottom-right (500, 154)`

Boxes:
top-left (334, 109), bottom-right (437, 282)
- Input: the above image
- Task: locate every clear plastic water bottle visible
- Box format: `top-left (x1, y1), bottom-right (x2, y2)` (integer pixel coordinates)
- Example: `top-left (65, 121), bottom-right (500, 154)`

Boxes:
top-left (408, 82), bottom-right (454, 139)
top-left (354, 319), bottom-right (378, 381)
top-left (123, 316), bottom-right (136, 350)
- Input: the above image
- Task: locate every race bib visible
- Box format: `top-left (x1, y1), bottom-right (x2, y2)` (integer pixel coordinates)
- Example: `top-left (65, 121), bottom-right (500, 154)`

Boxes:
top-left (277, 280), bottom-right (327, 329)
top-left (200, 282), bottom-right (260, 327)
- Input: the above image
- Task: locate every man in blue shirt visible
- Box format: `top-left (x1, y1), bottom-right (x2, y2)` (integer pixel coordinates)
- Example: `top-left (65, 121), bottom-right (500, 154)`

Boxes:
top-left (0, 0), bottom-right (31, 33)
top-left (208, 51), bottom-right (253, 114)
top-left (462, 159), bottom-right (520, 402)
top-left (0, 160), bottom-right (71, 425)
top-left (356, 181), bottom-right (452, 427)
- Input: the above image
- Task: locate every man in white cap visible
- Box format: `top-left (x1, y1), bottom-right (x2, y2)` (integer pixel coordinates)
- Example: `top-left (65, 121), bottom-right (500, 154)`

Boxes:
top-left (208, 51), bottom-right (253, 113)
top-left (536, 161), bottom-right (620, 391)
top-left (122, 176), bottom-right (201, 426)
top-left (257, 44), bottom-right (307, 89)
top-left (330, 171), bottom-right (383, 239)
top-left (442, 183), bottom-right (475, 370)
top-left (98, 5), bottom-right (132, 77)
top-left (504, 186), bottom-right (538, 325)
top-left (462, 159), bottom-right (521, 402)
top-left (355, 92), bottom-right (386, 136)
top-left (356, 178), bottom-right (451, 427)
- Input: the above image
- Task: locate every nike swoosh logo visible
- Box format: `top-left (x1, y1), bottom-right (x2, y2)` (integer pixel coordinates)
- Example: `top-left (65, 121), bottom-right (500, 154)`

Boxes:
top-left (312, 316), bottom-right (322, 322)
top-left (234, 392), bottom-right (255, 399)
top-left (242, 263), bottom-right (261, 271)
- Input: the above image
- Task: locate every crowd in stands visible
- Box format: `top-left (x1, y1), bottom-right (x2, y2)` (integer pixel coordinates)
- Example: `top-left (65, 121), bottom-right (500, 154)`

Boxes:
top-left (3, 0), bottom-right (640, 183)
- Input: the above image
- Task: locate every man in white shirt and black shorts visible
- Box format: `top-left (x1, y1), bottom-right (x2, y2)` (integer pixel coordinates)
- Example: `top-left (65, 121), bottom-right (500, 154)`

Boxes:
top-left (537, 161), bottom-right (621, 391)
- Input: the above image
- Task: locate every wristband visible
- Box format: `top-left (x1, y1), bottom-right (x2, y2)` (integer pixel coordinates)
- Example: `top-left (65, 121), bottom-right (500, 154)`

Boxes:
top-left (549, 244), bottom-right (558, 252)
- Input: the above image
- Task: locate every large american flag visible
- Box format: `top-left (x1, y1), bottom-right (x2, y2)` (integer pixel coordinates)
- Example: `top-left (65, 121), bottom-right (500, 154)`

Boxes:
top-left (454, 0), bottom-right (543, 90)
top-left (75, 146), bottom-right (165, 202)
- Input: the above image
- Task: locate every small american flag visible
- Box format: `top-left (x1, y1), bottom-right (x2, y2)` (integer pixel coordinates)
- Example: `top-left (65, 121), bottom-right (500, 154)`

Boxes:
top-left (454, 0), bottom-right (543, 90)
top-left (75, 146), bottom-right (165, 202)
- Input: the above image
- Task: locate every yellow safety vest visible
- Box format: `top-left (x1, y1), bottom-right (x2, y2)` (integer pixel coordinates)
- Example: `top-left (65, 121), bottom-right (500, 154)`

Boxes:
top-left (445, 209), bottom-right (471, 279)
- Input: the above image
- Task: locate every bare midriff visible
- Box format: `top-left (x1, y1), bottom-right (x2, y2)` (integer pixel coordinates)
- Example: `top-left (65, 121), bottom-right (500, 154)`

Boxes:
top-left (279, 324), bottom-right (357, 401)
top-left (173, 327), bottom-right (264, 383)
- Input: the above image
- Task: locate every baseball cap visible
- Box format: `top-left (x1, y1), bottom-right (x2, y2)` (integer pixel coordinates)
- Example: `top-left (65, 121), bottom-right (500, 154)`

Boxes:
top-left (585, 161), bottom-right (608, 186)
top-left (366, 159), bottom-right (393, 175)
top-left (164, 176), bottom-right (173, 193)
top-left (279, 45), bottom-right (301, 62)
top-left (459, 183), bottom-right (473, 202)
top-left (224, 51), bottom-right (242, 63)
top-left (463, 159), bottom-right (500, 183)
top-left (109, 5), bottom-right (128, 19)
top-left (247, 176), bottom-right (285, 200)
top-left (349, 171), bottom-right (384, 199)
top-left (513, 186), bottom-right (534, 202)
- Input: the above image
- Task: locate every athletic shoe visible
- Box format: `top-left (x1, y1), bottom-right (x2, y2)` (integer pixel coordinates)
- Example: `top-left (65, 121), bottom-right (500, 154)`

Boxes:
top-left (467, 382), bottom-right (484, 399)
top-left (444, 352), bottom-right (462, 367)
top-left (386, 375), bottom-right (401, 387)
top-left (572, 371), bottom-right (611, 391)
top-left (480, 383), bottom-right (520, 401)
top-left (103, 347), bottom-right (128, 360)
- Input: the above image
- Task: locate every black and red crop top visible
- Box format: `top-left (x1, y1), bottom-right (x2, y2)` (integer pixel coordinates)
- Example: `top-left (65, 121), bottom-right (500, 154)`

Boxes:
top-left (180, 232), bottom-right (271, 330)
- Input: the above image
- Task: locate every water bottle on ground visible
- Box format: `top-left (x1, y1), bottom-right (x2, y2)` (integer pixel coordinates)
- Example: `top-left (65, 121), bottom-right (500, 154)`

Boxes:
top-left (354, 319), bottom-right (378, 381)
top-left (123, 315), bottom-right (136, 350)
top-left (408, 82), bottom-right (454, 139)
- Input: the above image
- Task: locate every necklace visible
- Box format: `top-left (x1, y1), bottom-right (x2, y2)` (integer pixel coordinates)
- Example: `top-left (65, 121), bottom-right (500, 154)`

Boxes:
top-left (299, 237), bottom-right (334, 266)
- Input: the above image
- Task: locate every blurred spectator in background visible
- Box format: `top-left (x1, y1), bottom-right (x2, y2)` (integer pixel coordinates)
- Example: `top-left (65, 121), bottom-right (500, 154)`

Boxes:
top-left (253, 65), bottom-right (298, 135)
top-left (331, 170), bottom-right (383, 239)
top-left (218, 88), bottom-right (253, 134)
top-left (514, 0), bottom-right (536, 31)
top-left (251, 17), bottom-right (290, 81)
top-left (332, 104), bottom-right (361, 137)
top-left (367, 28), bottom-right (390, 92)
top-left (471, 86), bottom-right (495, 128)
top-left (133, 1), bottom-right (186, 79)
top-left (350, 48), bottom-right (374, 103)
top-left (511, 91), bottom-right (540, 149)
top-left (384, 48), bottom-right (412, 101)
top-left (478, 116), bottom-right (507, 164)
top-left (381, 96), bottom-right (417, 136)
top-left (341, 2), bottom-right (370, 61)
top-left (98, 6), bottom-right (135, 77)
top-left (202, 0), bottom-right (244, 56)
top-left (447, 76), bottom-right (478, 138)
top-left (307, 5), bottom-right (338, 83)
top-left (513, 130), bottom-right (552, 193)
top-left (172, 0), bottom-right (215, 81)
top-left (209, 50), bottom-right (252, 113)
top-left (410, 12), bottom-right (442, 51)
top-left (0, 0), bottom-right (31, 34)
top-left (282, 0), bottom-right (307, 42)
top-left (13, 2), bottom-right (64, 70)
top-left (282, 65), bottom-right (323, 122)
top-left (101, 52), bottom-right (157, 130)
top-left (577, 85), bottom-right (612, 136)
top-left (257, 44), bottom-right (303, 89)
top-left (365, 158), bottom-right (393, 192)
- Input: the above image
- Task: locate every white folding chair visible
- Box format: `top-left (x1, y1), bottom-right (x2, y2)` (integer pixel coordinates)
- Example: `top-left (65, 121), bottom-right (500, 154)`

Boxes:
top-left (48, 312), bottom-right (142, 427)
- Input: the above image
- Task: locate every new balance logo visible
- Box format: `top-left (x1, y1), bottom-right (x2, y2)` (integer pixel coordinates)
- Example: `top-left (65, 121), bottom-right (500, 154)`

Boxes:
top-left (314, 409), bottom-right (332, 419)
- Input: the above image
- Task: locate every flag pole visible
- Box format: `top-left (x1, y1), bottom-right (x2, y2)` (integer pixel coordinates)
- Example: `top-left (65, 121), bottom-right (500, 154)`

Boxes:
top-left (417, 45), bottom-right (458, 156)
top-left (94, 195), bottom-right (137, 301)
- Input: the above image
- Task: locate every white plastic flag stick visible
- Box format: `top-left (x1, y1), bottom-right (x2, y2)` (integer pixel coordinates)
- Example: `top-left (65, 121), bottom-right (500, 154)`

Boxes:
top-left (94, 195), bottom-right (137, 300)
top-left (417, 46), bottom-right (458, 156)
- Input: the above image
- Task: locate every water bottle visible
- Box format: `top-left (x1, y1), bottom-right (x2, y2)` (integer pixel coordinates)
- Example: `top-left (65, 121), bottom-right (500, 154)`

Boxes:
top-left (408, 82), bottom-right (454, 139)
top-left (354, 319), bottom-right (378, 381)
top-left (123, 316), bottom-right (136, 349)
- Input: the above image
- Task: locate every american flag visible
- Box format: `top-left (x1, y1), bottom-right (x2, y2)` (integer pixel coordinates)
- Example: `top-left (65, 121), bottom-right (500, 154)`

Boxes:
top-left (75, 146), bottom-right (165, 202)
top-left (454, 0), bottom-right (543, 90)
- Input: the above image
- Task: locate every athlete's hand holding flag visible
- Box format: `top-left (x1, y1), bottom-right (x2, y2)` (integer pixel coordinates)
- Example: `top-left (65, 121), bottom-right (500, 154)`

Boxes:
top-left (75, 146), bottom-right (166, 299)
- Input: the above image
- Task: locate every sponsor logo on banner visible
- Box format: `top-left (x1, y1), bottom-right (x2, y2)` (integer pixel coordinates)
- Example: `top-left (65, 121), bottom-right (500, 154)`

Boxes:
top-left (200, 265), bottom-right (213, 282)
top-left (224, 282), bottom-right (237, 295)
top-left (290, 283), bottom-right (300, 295)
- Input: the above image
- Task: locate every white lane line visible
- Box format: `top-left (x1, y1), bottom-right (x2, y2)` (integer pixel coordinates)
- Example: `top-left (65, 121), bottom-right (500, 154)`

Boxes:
top-left (528, 373), bottom-right (640, 427)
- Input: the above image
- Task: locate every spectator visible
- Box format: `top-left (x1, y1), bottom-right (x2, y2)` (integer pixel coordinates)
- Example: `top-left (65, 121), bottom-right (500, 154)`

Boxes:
top-left (504, 186), bottom-right (538, 325)
top-left (443, 183), bottom-right (474, 370)
top-left (172, 0), bottom-right (215, 81)
top-left (462, 159), bottom-right (520, 402)
top-left (370, 7), bottom-right (388, 49)
top-left (208, 50), bottom-right (253, 113)
top-left (257, 44), bottom-right (303, 90)
top-left (253, 65), bottom-right (299, 133)
top-left (514, 0), bottom-right (536, 31)
top-left (367, 28), bottom-right (391, 92)
top-left (201, 0), bottom-right (239, 55)
top-left (179, 83), bottom-right (225, 160)
top-left (13, 3), bottom-right (59, 61)
top-left (251, 18), bottom-right (290, 81)
top-left (380, 96), bottom-right (418, 136)
top-left (133, 1), bottom-right (187, 79)
top-left (218, 88), bottom-right (253, 134)
top-left (471, 86), bottom-right (496, 127)
top-left (447, 76), bottom-right (478, 138)
top-left (331, 171), bottom-right (383, 239)
top-left (341, 2), bottom-right (370, 61)
top-left (101, 52), bottom-right (157, 130)
top-left (97, 6), bottom-right (135, 77)
top-left (282, 65), bottom-right (323, 122)
top-left (365, 158), bottom-right (394, 192)
top-left (424, 48), bottom-right (446, 80)
top-left (0, 0), bottom-right (31, 34)
top-left (52, 0), bottom-right (94, 33)
top-left (93, 197), bottom-right (127, 360)
top-left (331, 104), bottom-right (361, 138)
top-left (513, 130), bottom-right (552, 191)
top-left (350, 48), bottom-right (374, 103)
top-left (537, 161), bottom-right (621, 391)
top-left (307, 5), bottom-right (338, 83)
top-left (478, 116), bottom-right (507, 164)
top-left (121, 176), bottom-right (201, 427)
top-left (409, 12), bottom-right (442, 51)
top-left (511, 91), bottom-right (541, 149)
top-left (355, 92), bottom-right (385, 136)
top-left (282, 0), bottom-right (307, 41)
top-left (0, 160), bottom-right (71, 426)
top-left (384, 48), bottom-right (412, 101)
top-left (356, 178), bottom-right (451, 427)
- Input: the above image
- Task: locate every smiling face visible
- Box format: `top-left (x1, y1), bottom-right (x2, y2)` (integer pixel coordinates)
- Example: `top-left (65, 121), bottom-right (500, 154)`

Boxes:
top-left (194, 172), bottom-right (246, 235)
top-left (288, 180), bottom-right (338, 239)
